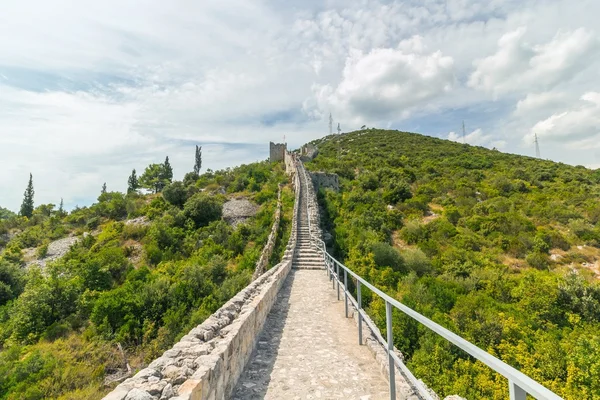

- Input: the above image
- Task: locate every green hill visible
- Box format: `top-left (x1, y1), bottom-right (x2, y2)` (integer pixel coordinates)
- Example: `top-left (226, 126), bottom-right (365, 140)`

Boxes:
top-left (305, 129), bottom-right (600, 399)
top-left (0, 161), bottom-right (292, 399)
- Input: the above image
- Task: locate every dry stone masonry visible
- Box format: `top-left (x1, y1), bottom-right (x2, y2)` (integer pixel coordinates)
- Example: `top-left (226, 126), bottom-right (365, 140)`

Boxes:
top-left (103, 154), bottom-right (302, 400)
top-left (251, 185), bottom-right (282, 280)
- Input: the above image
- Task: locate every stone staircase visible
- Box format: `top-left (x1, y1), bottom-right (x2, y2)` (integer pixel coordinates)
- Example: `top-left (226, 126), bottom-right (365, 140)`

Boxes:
top-left (292, 168), bottom-right (324, 270)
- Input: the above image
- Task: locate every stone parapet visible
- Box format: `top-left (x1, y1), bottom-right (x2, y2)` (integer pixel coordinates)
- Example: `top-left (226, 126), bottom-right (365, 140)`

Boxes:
top-left (103, 154), bottom-right (302, 400)
top-left (251, 185), bottom-right (282, 280)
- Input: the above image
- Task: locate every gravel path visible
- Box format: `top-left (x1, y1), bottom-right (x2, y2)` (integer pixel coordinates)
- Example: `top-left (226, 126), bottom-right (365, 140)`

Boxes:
top-left (232, 269), bottom-right (391, 400)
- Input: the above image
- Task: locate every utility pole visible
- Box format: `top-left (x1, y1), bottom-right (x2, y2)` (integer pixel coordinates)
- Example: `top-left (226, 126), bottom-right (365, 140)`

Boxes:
top-left (337, 123), bottom-right (341, 135)
top-left (462, 120), bottom-right (466, 144)
top-left (329, 113), bottom-right (333, 135)
top-left (534, 133), bottom-right (541, 158)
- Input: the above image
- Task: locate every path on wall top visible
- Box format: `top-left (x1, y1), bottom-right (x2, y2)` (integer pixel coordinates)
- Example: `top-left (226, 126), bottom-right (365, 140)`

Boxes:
top-left (232, 164), bottom-right (391, 399)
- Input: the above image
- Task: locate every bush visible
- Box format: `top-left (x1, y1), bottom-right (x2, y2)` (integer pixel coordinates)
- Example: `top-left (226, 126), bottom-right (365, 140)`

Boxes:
top-left (371, 242), bottom-right (405, 273)
top-left (383, 180), bottom-right (412, 204)
top-left (402, 248), bottom-right (432, 276)
top-left (183, 193), bottom-right (223, 229)
top-left (526, 252), bottom-right (550, 270)
top-left (399, 221), bottom-right (428, 244)
top-left (37, 241), bottom-right (49, 259)
top-left (163, 181), bottom-right (187, 208)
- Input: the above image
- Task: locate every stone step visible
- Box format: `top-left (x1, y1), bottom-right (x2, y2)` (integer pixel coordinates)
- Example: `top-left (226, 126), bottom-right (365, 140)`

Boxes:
top-left (292, 265), bottom-right (325, 270)
top-left (293, 260), bottom-right (324, 267)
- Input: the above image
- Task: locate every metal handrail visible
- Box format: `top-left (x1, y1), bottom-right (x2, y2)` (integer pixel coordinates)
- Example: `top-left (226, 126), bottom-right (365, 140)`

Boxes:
top-left (298, 162), bottom-right (563, 400)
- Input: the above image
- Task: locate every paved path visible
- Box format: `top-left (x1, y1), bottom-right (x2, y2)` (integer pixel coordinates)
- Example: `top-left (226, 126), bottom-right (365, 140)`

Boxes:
top-left (232, 269), bottom-right (391, 399)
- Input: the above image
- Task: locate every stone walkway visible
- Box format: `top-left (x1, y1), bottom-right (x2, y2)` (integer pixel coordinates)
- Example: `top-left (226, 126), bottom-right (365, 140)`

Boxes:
top-left (232, 269), bottom-right (391, 400)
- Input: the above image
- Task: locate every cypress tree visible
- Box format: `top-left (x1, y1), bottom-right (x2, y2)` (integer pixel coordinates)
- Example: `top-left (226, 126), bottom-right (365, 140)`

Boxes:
top-left (127, 169), bottom-right (139, 193)
top-left (194, 145), bottom-right (202, 175)
top-left (19, 173), bottom-right (34, 218)
top-left (158, 156), bottom-right (173, 192)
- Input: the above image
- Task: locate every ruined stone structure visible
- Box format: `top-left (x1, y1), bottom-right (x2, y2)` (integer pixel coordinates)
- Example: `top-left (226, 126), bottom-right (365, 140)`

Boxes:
top-left (310, 171), bottom-right (340, 192)
top-left (268, 142), bottom-right (286, 162)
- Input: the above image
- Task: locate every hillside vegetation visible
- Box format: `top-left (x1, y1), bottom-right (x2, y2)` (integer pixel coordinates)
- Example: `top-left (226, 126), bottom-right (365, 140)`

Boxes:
top-left (0, 161), bottom-right (292, 399)
top-left (306, 129), bottom-right (600, 400)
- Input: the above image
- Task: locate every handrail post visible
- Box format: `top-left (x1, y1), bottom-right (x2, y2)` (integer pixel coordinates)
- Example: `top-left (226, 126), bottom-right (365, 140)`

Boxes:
top-left (357, 281), bottom-right (363, 345)
top-left (386, 301), bottom-right (396, 400)
top-left (509, 381), bottom-right (527, 400)
top-left (336, 263), bottom-right (340, 300)
top-left (344, 269), bottom-right (349, 318)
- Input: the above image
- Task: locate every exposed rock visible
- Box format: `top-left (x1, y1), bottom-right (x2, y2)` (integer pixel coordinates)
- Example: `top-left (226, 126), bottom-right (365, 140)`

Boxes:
top-left (159, 383), bottom-right (175, 399)
top-left (124, 388), bottom-right (154, 400)
top-left (222, 198), bottom-right (259, 227)
top-left (125, 216), bottom-right (151, 227)
top-left (25, 235), bottom-right (79, 269)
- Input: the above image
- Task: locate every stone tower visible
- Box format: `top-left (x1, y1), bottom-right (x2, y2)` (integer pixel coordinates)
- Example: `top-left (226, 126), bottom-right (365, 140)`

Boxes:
top-left (269, 142), bottom-right (286, 162)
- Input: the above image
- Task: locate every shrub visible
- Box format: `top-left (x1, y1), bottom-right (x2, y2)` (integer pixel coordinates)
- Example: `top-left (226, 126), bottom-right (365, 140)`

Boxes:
top-left (183, 193), bottom-right (223, 229)
top-left (163, 181), bottom-right (187, 208)
top-left (526, 252), bottom-right (550, 270)
top-left (371, 242), bottom-right (405, 272)
top-left (383, 180), bottom-right (412, 204)
top-left (37, 241), bottom-right (49, 259)
top-left (399, 221), bottom-right (428, 244)
top-left (402, 248), bottom-right (432, 276)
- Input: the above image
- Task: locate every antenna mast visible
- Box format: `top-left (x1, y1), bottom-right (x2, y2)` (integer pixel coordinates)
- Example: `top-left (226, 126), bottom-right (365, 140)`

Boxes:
top-left (534, 134), bottom-right (541, 158)
top-left (462, 120), bottom-right (466, 144)
top-left (329, 113), bottom-right (333, 135)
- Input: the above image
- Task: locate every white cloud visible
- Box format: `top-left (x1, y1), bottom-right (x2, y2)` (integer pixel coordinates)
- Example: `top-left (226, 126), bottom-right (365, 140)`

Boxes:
top-left (515, 91), bottom-right (566, 115)
top-left (1, 0), bottom-right (600, 211)
top-left (448, 128), bottom-right (503, 148)
top-left (469, 27), bottom-right (598, 95)
top-left (527, 92), bottom-right (600, 147)
top-left (311, 36), bottom-right (455, 124)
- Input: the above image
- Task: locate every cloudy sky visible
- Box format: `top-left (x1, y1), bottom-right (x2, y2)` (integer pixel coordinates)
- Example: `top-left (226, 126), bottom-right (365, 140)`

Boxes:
top-left (1, 0), bottom-right (600, 211)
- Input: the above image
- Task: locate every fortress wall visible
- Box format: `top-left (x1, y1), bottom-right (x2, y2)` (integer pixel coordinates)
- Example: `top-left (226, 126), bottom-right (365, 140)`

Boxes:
top-left (104, 156), bottom-right (302, 400)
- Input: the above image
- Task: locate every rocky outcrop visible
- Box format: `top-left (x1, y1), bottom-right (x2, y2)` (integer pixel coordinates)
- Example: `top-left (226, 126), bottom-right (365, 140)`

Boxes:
top-left (25, 236), bottom-right (79, 269)
top-left (222, 198), bottom-right (259, 227)
top-left (103, 153), bottom-right (302, 400)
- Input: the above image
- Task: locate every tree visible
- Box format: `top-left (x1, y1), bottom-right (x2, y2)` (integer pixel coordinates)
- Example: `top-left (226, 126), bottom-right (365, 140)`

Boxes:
top-left (127, 169), bottom-right (139, 193)
top-left (139, 164), bottom-right (168, 193)
top-left (101, 182), bottom-right (107, 194)
top-left (194, 145), bottom-right (202, 175)
top-left (19, 173), bottom-right (34, 218)
top-left (0, 206), bottom-right (15, 220)
top-left (160, 156), bottom-right (173, 187)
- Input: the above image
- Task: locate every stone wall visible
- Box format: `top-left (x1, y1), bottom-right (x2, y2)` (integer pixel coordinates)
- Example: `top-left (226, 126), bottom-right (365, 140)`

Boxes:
top-left (310, 171), bottom-right (339, 192)
top-left (300, 143), bottom-right (318, 161)
top-left (251, 185), bottom-right (282, 280)
top-left (298, 163), bottom-right (323, 242)
top-left (104, 160), bottom-right (302, 400)
top-left (269, 142), bottom-right (286, 162)
top-left (284, 150), bottom-right (295, 175)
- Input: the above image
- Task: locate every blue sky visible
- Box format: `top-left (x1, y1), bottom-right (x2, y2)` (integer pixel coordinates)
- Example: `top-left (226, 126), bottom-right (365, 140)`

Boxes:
top-left (1, 0), bottom-right (600, 211)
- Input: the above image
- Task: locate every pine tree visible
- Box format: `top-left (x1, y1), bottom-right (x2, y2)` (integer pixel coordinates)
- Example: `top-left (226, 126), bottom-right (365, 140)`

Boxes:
top-left (101, 182), bottom-right (107, 194)
top-left (194, 145), bottom-right (202, 175)
top-left (158, 156), bottom-right (173, 192)
top-left (127, 169), bottom-right (139, 193)
top-left (19, 173), bottom-right (34, 218)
